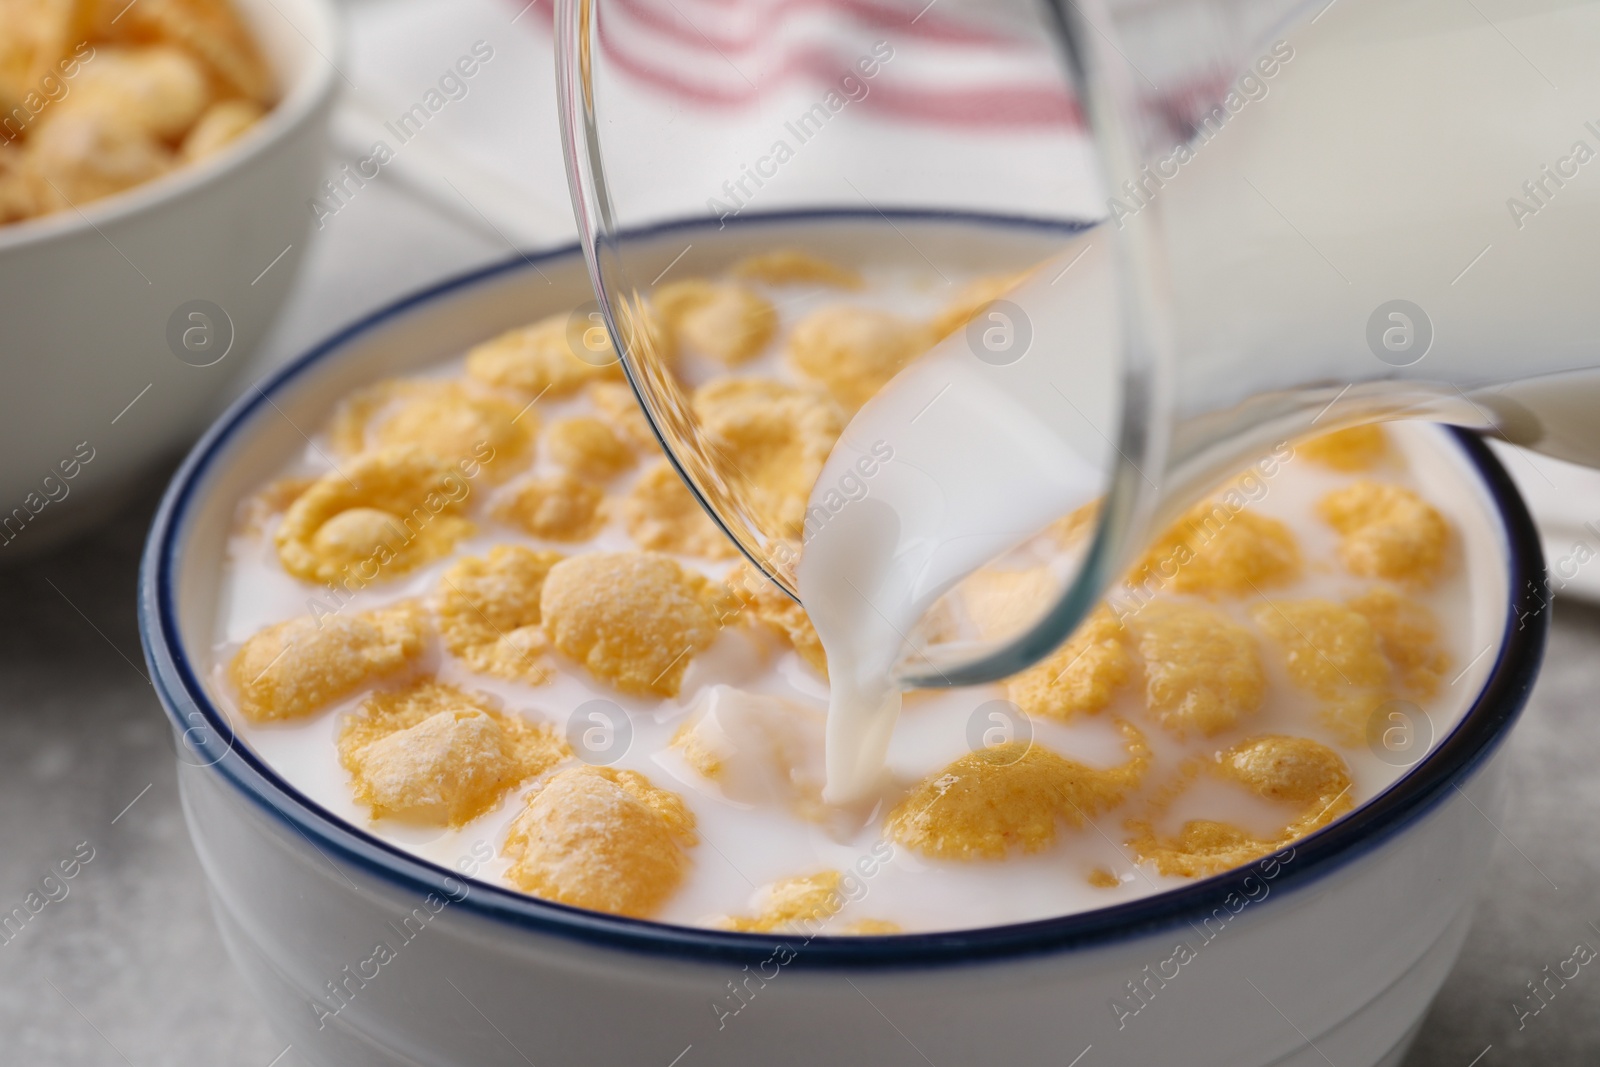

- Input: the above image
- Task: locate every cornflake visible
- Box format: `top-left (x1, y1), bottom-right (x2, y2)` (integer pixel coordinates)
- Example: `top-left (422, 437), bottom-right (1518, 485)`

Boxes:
top-left (546, 415), bottom-right (635, 481)
top-left (330, 380), bottom-right (533, 481)
top-left (1319, 481), bottom-right (1452, 585)
top-left (960, 566), bottom-right (1053, 641)
top-left (1347, 585), bottom-right (1451, 698)
top-left (540, 551), bottom-right (720, 697)
top-left (654, 279), bottom-right (777, 365)
top-left (1129, 820), bottom-right (1271, 880)
top-left (692, 377), bottom-right (842, 537)
top-left (1299, 426), bottom-right (1389, 471)
top-left (275, 448), bottom-right (475, 585)
top-left (1251, 598), bottom-right (1391, 696)
top-left (503, 765), bottom-right (697, 918)
top-left (436, 546), bottom-right (564, 683)
top-left (715, 871), bottom-right (844, 932)
top-left (180, 98), bottom-right (264, 162)
top-left (1087, 867), bottom-right (1121, 889)
top-left (228, 601), bottom-right (426, 722)
top-left (786, 305), bottom-right (933, 411)
top-left (26, 110), bottom-right (172, 209)
top-left (1130, 602), bottom-right (1264, 736)
top-left (338, 680), bottom-right (567, 826)
top-left (60, 46), bottom-right (211, 139)
top-left (729, 249), bottom-right (864, 289)
top-left (1, 0), bottom-right (81, 107)
top-left (1220, 734), bottom-right (1351, 804)
top-left (492, 472), bottom-right (605, 541)
top-left (886, 723), bottom-right (1149, 861)
top-left (726, 558), bottom-right (827, 676)
top-left (1046, 500), bottom-right (1100, 548)
top-left (105, 0), bottom-right (277, 103)
top-left (929, 270), bottom-right (1032, 340)
top-left (1131, 501), bottom-right (1301, 598)
top-left (1131, 735), bottom-right (1353, 877)
top-left (587, 382), bottom-right (657, 451)
top-left (1006, 607), bottom-right (1134, 721)
top-left (466, 313), bottom-right (622, 398)
top-left (622, 460), bottom-right (738, 559)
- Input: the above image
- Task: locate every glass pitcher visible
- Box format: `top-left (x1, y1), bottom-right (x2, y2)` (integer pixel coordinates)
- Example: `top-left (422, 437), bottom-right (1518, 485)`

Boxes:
top-left (554, 0), bottom-right (1600, 692)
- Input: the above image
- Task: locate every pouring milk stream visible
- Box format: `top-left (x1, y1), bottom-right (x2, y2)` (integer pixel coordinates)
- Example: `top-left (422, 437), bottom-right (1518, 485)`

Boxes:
top-left (795, 0), bottom-right (1600, 802)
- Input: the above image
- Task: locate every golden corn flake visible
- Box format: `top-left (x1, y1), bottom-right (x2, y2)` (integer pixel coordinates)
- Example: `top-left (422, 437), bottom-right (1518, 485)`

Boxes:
top-left (331, 380), bottom-right (533, 481)
top-left (716, 871), bottom-right (844, 932)
top-left (726, 559), bottom-right (826, 676)
top-left (1251, 598), bottom-right (1391, 697)
top-left (546, 415), bottom-right (634, 481)
top-left (886, 724), bottom-right (1148, 861)
top-left (1130, 820), bottom-right (1274, 880)
top-left (1315, 688), bottom-right (1395, 748)
top-left (786, 305), bottom-right (933, 411)
top-left (103, 0), bottom-right (276, 104)
top-left (1131, 602), bottom-right (1264, 737)
top-left (843, 918), bottom-right (903, 935)
top-left (275, 447), bottom-right (475, 585)
top-left (338, 680), bottom-right (567, 826)
top-left (1319, 481), bottom-right (1452, 586)
top-left (228, 601), bottom-right (426, 722)
top-left (466, 313), bottom-right (621, 398)
top-left (180, 98), bottom-right (264, 162)
top-left (1132, 735), bottom-right (1353, 877)
top-left (1299, 425), bottom-right (1389, 471)
top-left (1347, 586), bottom-right (1451, 698)
top-left (929, 269), bottom-right (1032, 341)
top-left (730, 249), bottom-right (864, 289)
top-left (540, 551), bottom-right (719, 697)
top-left (1045, 500), bottom-right (1100, 548)
top-left (587, 381), bottom-right (657, 451)
top-left (25, 109), bottom-right (172, 209)
top-left (492, 472), bottom-right (605, 541)
top-left (436, 546), bottom-right (564, 683)
top-left (1006, 606), bottom-right (1134, 722)
top-left (654, 279), bottom-right (777, 365)
top-left (622, 459), bottom-right (737, 559)
top-left (692, 377), bottom-right (842, 537)
top-left (61, 45), bottom-right (211, 139)
top-left (1133, 502), bottom-right (1301, 598)
top-left (1218, 734), bottom-right (1352, 805)
top-left (503, 765), bottom-right (696, 918)
top-left (1087, 867), bottom-right (1121, 889)
top-left (0, 0), bottom-right (86, 106)
top-left (960, 566), bottom-right (1053, 641)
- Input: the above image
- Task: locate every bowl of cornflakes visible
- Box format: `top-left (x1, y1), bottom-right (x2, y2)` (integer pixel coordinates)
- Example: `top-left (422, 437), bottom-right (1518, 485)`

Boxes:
top-left (140, 211), bottom-right (1546, 1067)
top-left (0, 0), bottom-right (337, 554)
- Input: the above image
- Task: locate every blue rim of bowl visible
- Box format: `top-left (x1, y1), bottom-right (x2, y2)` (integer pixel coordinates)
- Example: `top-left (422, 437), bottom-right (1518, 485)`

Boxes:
top-left (138, 207), bottom-right (1548, 971)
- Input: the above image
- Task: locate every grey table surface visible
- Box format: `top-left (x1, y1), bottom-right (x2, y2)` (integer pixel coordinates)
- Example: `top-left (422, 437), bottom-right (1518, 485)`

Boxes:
top-left (4, 178), bottom-right (1598, 1067)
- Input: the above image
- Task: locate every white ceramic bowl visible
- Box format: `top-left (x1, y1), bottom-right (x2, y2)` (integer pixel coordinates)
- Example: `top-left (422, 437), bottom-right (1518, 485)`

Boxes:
top-left (139, 213), bottom-right (1547, 1067)
top-left (0, 0), bottom-right (338, 556)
